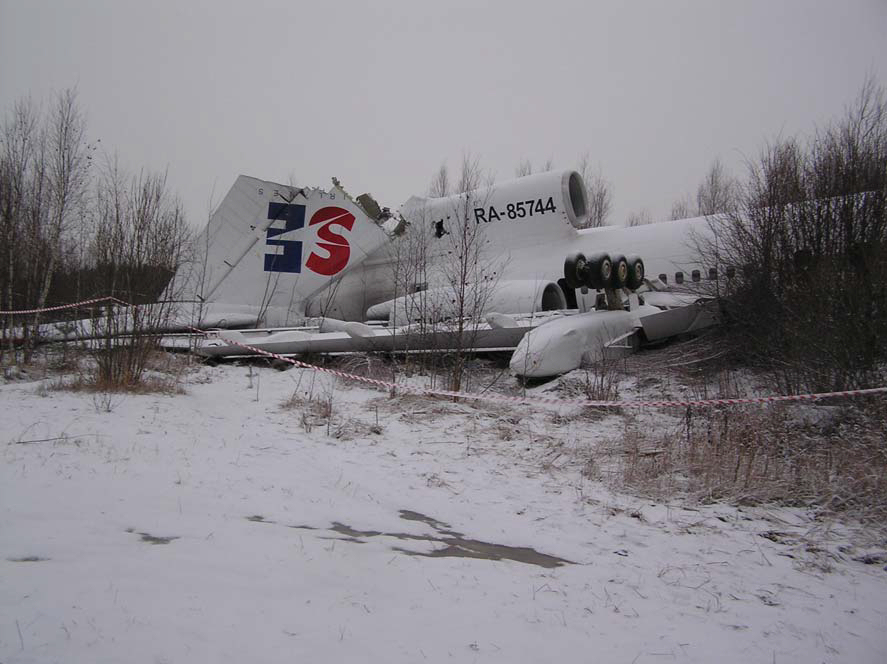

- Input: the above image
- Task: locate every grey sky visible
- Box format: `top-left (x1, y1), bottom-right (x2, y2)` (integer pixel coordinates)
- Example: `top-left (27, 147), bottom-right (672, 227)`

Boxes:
top-left (1, 0), bottom-right (885, 228)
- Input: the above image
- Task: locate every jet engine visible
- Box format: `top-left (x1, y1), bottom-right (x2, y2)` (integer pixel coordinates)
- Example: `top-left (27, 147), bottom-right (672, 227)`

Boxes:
top-left (400, 169), bottom-right (590, 232)
top-left (366, 279), bottom-right (567, 324)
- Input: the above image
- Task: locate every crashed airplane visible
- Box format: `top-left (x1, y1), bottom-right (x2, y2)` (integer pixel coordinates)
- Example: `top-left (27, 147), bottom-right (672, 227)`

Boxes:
top-left (171, 168), bottom-right (721, 378)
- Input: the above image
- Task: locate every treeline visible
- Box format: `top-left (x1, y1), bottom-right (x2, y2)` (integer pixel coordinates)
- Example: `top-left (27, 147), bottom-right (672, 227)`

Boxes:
top-left (698, 79), bottom-right (887, 392)
top-left (0, 89), bottom-right (189, 352)
top-left (604, 79), bottom-right (886, 392)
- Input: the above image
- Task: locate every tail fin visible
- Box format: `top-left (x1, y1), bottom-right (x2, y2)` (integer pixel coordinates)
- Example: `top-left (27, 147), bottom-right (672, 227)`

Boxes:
top-left (168, 175), bottom-right (390, 328)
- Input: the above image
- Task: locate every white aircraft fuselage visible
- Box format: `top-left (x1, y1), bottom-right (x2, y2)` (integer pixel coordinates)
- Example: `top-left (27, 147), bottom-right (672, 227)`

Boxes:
top-left (162, 170), bottom-right (723, 377)
top-left (299, 172), bottom-right (718, 323)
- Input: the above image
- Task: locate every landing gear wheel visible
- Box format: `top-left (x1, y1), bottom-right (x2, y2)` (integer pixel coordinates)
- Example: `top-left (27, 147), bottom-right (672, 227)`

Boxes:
top-left (563, 252), bottom-right (588, 290)
top-left (609, 253), bottom-right (629, 289)
top-left (585, 252), bottom-right (612, 290)
top-left (625, 254), bottom-right (645, 290)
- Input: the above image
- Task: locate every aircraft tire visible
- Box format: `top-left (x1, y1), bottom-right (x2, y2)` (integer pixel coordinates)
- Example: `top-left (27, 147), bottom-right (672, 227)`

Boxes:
top-left (625, 254), bottom-right (645, 290)
top-left (609, 253), bottom-right (629, 289)
top-left (584, 252), bottom-right (612, 290)
top-left (563, 252), bottom-right (588, 289)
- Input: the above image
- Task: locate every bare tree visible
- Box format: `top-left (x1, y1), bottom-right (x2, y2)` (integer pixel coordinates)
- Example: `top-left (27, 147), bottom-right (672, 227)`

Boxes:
top-left (696, 157), bottom-right (738, 216)
top-left (428, 162), bottom-right (450, 198)
top-left (669, 193), bottom-right (695, 220)
top-left (1, 88), bottom-right (191, 380)
top-left (396, 155), bottom-right (501, 392)
top-left (514, 159), bottom-right (533, 178)
top-left (383, 198), bottom-right (433, 375)
top-left (577, 153), bottom-right (613, 228)
top-left (0, 98), bottom-right (41, 358)
top-left (438, 154), bottom-right (501, 392)
top-left (706, 77), bottom-right (887, 392)
top-left (90, 156), bottom-right (188, 386)
top-left (384, 155), bottom-right (500, 391)
top-left (0, 92), bottom-right (91, 360)
top-left (514, 157), bottom-right (554, 179)
top-left (625, 208), bottom-right (652, 227)
top-left (40, 90), bottom-right (91, 302)
top-left (668, 159), bottom-right (737, 224)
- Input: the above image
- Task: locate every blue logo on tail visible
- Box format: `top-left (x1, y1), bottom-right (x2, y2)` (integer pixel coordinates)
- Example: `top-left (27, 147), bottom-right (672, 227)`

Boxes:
top-left (263, 203), bottom-right (305, 273)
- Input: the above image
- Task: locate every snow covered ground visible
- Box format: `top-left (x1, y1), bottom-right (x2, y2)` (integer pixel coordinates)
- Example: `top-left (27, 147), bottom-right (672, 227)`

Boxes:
top-left (2, 359), bottom-right (886, 663)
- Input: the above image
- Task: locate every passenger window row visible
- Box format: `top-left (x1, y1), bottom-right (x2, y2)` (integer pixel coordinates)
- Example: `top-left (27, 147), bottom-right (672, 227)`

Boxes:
top-left (657, 266), bottom-right (737, 284)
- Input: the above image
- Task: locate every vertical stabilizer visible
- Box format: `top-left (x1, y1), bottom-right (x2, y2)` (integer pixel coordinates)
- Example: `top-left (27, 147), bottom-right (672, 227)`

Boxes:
top-left (168, 176), bottom-right (390, 327)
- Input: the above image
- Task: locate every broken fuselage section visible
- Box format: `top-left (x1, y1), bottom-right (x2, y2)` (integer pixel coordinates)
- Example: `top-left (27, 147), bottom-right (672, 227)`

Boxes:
top-left (181, 170), bottom-right (721, 378)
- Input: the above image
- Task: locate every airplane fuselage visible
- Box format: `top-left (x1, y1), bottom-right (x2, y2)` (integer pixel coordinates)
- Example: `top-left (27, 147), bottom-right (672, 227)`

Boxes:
top-left (306, 215), bottom-right (718, 321)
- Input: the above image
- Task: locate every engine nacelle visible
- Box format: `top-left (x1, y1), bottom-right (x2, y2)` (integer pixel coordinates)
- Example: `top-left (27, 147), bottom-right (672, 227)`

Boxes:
top-left (400, 169), bottom-right (589, 232)
top-left (366, 279), bottom-right (567, 324)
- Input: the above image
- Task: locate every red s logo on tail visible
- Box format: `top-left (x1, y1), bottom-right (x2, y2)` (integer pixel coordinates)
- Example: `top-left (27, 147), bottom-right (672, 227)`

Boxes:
top-left (305, 207), bottom-right (355, 276)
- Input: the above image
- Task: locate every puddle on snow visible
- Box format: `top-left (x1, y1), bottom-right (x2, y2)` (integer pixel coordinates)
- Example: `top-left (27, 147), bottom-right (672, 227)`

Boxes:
top-left (7, 556), bottom-right (49, 562)
top-left (247, 509), bottom-right (572, 569)
top-left (125, 528), bottom-right (179, 545)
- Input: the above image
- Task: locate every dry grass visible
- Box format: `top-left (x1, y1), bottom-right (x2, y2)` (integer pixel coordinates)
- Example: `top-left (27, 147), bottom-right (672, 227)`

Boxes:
top-left (330, 354), bottom-right (397, 387)
top-left (280, 368), bottom-right (344, 435)
top-left (31, 347), bottom-right (188, 397)
top-left (598, 349), bottom-right (887, 520)
top-left (281, 390), bottom-right (334, 433)
top-left (494, 415), bottom-right (524, 441)
top-left (281, 382), bottom-right (384, 438)
top-left (50, 372), bottom-right (186, 395)
top-left (33, 349), bottom-right (187, 412)
top-left (332, 417), bottom-right (384, 440)
top-left (551, 358), bottom-right (626, 422)
top-left (608, 400), bottom-right (887, 520)
top-left (283, 393), bottom-right (332, 419)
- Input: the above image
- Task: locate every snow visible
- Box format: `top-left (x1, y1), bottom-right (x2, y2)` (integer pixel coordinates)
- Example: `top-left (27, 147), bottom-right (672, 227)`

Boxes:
top-left (2, 361), bottom-right (886, 663)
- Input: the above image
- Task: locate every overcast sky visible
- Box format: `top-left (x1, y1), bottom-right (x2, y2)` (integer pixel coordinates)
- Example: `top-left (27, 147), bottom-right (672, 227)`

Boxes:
top-left (1, 0), bottom-right (885, 228)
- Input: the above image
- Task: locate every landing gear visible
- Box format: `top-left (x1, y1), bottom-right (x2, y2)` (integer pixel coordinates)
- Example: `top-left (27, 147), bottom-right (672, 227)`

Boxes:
top-left (562, 250), bottom-right (647, 311)
top-left (563, 252), bottom-right (588, 290)
top-left (625, 255), bottom-right (645, 290)
top-left (564, 251), bottom-right (616, 291)
top-left (584, 252), bottom-right (613, 290)
top-left (609, 254), bottom-right (629, 289)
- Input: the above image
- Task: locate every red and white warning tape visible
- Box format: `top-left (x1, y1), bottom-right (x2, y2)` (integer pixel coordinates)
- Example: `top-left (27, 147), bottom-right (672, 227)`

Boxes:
top-left (0, 296), bottom-right (129, 316)
top-left (199, 328), bottom-right (887, 410)
top-left (3, 295), bottom-right (884, 410)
